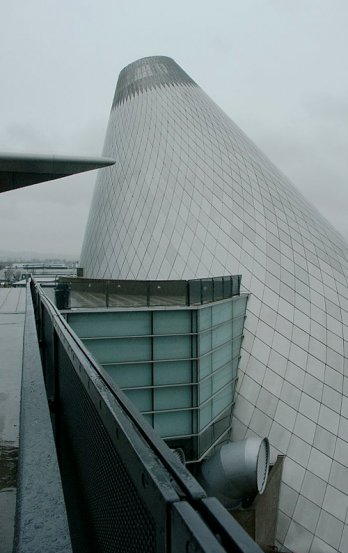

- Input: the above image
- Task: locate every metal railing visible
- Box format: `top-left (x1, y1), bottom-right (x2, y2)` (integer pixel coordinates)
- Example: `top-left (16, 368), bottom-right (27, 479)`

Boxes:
top-left (55, 274), bottom-right (242, 309)
top-left (31, 279), bottom-right (262, 553)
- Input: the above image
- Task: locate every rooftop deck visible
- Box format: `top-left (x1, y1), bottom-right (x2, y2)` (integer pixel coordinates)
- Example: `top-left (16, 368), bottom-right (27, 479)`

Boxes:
top-left (0, 288), bottom-right (26, 551)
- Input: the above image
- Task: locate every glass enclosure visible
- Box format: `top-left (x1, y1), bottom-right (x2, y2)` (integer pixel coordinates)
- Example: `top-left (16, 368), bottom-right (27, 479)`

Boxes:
top-left (56, 275), bottom-right (242, 309)
top-left (67, 293), bottom-right (248, 462)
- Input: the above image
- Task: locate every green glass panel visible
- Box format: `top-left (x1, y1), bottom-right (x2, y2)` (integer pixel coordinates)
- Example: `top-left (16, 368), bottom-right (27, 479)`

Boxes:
top-left (85, 336), bottom-right (151, 363)
top-left (199, 354), bottom-right (212, 379)
top-left (149, 280), bottom-right (187, 306)
top-left (212, 366), bottom-right (232, 393)
top-left (154, 411), bottom-right (192, 437)
top-left (70, 281), bottom-right (106, 308)
top-left (199, 401), bottom-right (212, 430)
top-left (222, 276), bottom-right (232, 298)
top-left (191, 379), bottom-right (198, 409)
top-left (198, 307), bottom-right (211, 331)
top-left (142, 413), bottom-right (153, 426)
top-left (212, 342), bottom-right (231, 369)
top-left (232, 336), bottom-right (242, 359)
top-left (199, 378), bottom-right (212, 403)
top-left (198, 425), bottom-right (213, 456)
top-left (213, 277), bottom-right (223, 301)
top-left (232, 276), bottom-right (241, 295)
top-left (125, 388), bottom-right (152, 412)
top-left (153, 335), bottom-right (191, 360)
top-left (212, 300), bottom-right (232, 325)
top-left (191, 336), bottom-right (198, 358)
top-left (233, 296), bottom-right (247, 317)
top-left (212, 386), bottom-right (233, 418)
top-left (153, 310), bottom-right (191, 334)
top-left (231, 379), bottom-right (237, 398)
top-left (108, 281), bottom-right (147, 307)
top-left (69, 310), bottom-right (151, 337)
top-left (188, 280), bottom-right (202, 305)
top-left (191, 311), bottom-right (197, 333)
top-left (232, 356), bottom-right (239, 378)
top-left (104, 362), bottom-right (152, 387)
top-left (198, 331), bottom-right (212, 355)
top-left (211, 411), bottom-right (230, 442)
top-left (232, 316), bottom-right (244, 338)
top-left (201, 279), bottom-right (213, 304)
top-left (154, 360), bottom-right (192, 385)
top-left (212, 320), bottom-right (232, 348)
top-left (154, 385), bottom-right (192, 410)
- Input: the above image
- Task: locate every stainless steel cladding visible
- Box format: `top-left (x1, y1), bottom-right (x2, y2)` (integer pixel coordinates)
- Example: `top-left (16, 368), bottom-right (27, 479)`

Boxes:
top-left (81, 56), bottom-right (348, 553)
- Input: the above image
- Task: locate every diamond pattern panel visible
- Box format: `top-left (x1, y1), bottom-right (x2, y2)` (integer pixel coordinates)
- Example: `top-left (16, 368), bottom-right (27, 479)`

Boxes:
top-left (81, 57), bottom-right (348, 552)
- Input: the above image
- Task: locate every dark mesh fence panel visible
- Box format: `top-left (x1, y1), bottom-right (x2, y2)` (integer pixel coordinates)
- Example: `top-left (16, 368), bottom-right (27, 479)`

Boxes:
top-left (57, 343), bottom-right (156, 553)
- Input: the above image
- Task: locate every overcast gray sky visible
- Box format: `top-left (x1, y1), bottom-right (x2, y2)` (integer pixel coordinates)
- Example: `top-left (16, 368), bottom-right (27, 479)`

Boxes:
top-left (0, 0), bottom-right (347, 258)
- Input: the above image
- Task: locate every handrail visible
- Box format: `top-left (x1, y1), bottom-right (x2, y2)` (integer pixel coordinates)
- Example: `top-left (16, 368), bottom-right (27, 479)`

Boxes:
top-left (56, 274), bottom-right (242, 309)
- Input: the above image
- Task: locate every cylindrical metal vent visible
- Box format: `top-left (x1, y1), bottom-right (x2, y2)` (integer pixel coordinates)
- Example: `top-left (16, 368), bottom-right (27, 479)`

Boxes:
top-left (171, 448), bottom-right (186, 465)
top-left (256, 437), bottom-right (270, 494)
top-left (198, 437), bottom-right (270, 508)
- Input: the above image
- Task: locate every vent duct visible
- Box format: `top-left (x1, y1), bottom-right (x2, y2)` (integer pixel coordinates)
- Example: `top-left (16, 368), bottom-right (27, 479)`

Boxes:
top-left (198, 438), bottom-right (270, 508)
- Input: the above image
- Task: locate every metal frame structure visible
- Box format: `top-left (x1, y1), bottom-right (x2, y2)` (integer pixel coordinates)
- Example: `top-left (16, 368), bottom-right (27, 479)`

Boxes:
top-left (29, 280), bottom-right (262, 552)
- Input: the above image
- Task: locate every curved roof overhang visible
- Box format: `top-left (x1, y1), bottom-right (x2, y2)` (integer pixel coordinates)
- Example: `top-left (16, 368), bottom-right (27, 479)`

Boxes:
top-left (0, 153), bottom-right (115, 193)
